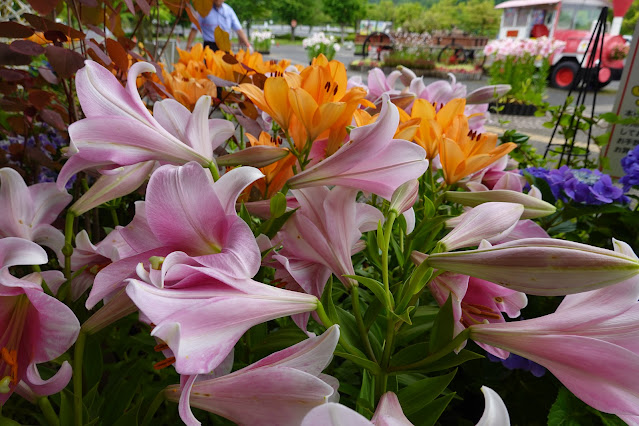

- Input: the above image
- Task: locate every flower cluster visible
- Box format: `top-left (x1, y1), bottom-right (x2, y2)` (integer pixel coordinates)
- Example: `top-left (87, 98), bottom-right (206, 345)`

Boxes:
top-left (5, 51), bottom-right (639, 426)
top-left (483, 37), bottom-right (565, 60)
top-left (619, 144), bottom-right (639, 191)
top-left (251, 30), bottom-right (273, 52)
top-left (523, 166), bottom-right (628, 205)
top-left (303, 32), bottom-right (340, 61)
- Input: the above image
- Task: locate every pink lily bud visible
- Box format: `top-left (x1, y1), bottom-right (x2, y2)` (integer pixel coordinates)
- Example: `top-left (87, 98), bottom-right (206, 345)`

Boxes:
top-left (427, 238), bottom-right (639, 296)
top-left (440, 202), bottom-right (524, 250)
top-left (466, 85), bottom-right (511, 104)
top-left (372, 392), bottom-right (413, 426)
top-left (445, 190), bottom-right (556, 219)
top-left (70, 161), bottom-right (155, 216)
top-left (216, 146), bottom-right (290, 168)
top-left (397, 65), bottom-right (417, 87)
top-left (476, 386), bottom-right (510, 426)
top-left (390, 180), bottom-right (419, 215)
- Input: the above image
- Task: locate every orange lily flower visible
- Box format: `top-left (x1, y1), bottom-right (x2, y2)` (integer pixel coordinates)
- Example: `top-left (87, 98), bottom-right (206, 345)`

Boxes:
top-left (410, 99), bottom-right (443, 160)
top-left (439, 115), bottom-right (517, 185)
top-left (353, 108), bottom-right (420, 143)
top-left (236, 77), bottom-right (294, 131)
top-left (161, 71), bottom-right (217, 111)
top-left (244, 132), bottom-right (297, 199)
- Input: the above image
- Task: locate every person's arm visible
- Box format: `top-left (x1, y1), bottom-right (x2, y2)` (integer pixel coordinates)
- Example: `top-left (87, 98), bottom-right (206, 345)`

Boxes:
top-left (187, 28), bottom-right (198, 49)
top-left (236, 29), bottom-right (252, 51)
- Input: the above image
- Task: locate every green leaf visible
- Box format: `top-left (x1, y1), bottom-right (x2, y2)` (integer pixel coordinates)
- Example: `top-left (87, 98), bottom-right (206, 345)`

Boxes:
top-left (548, 387), bottom-right (595, 426)
top-left (397, 369), bottom-right (456, 416)
top-left (395, 305), bottom-right (438, 346)
top-left (390, 305), bottom-right (414, 325)
top-left (320, 276), bottom-right (339, 324)
top-left (363, 298), bottom-right (384, 330)
top-left (396, 263), bottom-right (434, 313)
top-left (410, 392), bottom-right (456, 426)
top-left (269, 192), bottom-right (287, 218)
top-left (112, 400), bottom-right (141, 426)
top-left (336, 306), bottom-right (368, 358)
top-left (365, 231), bottom-right (382, 270)
top-left (258, 208), bottom-right (296, 239)
top-left (334, 352), bottom-right (381, 374)
top-left (390, 234), bottom-right (405, 267)
top-left (346, 275), bottom-right (392, 309)
top-left (414, 349), bottom-right (484, 373)
top-left (357, 370), bottom-right (375, 417)
top-left (390, 342), bottom-right (429, 367)
top-left (376, 220), bottom-right (385, 250)
top-left (428, 295), bottom-right (454, 355)
top-left (84, 334), bottom-right (103, 391)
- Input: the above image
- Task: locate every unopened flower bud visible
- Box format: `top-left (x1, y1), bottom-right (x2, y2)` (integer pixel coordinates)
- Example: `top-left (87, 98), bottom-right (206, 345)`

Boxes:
top-left (426, 238), bottom-right (639, 296)
top-left (217, 146), bottom-right (288, 168)
top-left (466, 85), bottom-right (511, 104)
top-left (445, 190), bottom-right (555, 219)
top-left (390, 180), bottom-right (419, 215)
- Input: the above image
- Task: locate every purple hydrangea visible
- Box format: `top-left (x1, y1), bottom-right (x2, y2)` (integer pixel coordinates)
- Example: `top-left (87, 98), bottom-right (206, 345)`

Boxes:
top-left (486, 352), bottom-right (546, 377)
top-left (619, 145), bottom-right (639, 192)
top-left (522, 166), bottom-right (628, 205)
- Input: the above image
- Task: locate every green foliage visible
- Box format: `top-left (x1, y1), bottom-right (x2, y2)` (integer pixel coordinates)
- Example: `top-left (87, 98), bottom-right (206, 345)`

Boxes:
top-left (487, 56), bottom-right (549, 105)
top-left (548, 387), bottom-right (627, 426)
top-left (322, 0), bottom-right (368, 26)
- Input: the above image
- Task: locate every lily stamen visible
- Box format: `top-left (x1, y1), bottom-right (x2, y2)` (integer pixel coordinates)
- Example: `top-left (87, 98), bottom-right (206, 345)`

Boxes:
top-left (153, 357), bottom-right (176, 370)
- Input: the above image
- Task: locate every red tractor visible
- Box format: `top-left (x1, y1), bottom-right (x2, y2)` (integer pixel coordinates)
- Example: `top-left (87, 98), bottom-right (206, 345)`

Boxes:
top-left (494, 0), bottom-right (632, 89)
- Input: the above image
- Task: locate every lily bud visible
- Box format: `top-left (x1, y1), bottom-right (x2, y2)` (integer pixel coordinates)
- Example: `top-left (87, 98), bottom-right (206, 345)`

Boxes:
top-left (445, 190), bottom-right (556, 219)
top-left (70, 162), bottom-right (155, 216)
top-left (441, 202), bottom-right (524, 251)
top-left (390, 179), bottom-right (419, 215)
top-left (397, 65), bottom-right (417, 86)
top-left (466, 85), bottom-right (511, 104)
top-left (426, 238), bottom-right (639, 296)
top-left (216, 146), bottom-right (290, 168)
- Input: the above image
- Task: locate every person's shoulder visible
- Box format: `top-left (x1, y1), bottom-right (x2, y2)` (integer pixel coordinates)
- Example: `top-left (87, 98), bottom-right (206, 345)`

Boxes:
top-left (221, 3), bottom-right (235, 12)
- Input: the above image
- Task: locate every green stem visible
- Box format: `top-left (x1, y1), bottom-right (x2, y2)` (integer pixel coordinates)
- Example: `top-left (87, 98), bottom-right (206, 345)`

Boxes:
top-left (389, 328), bottom-right (471, 373)
top-left (140, 389), bottom-right (166, 426)
top-left (351, 286), bottom-right (377, 363)
top-left (208, 163), bottom-right (220, 181)
top-left (73, 331), bottom-right (87, 426)
top-left (377, 211), bottom-right (397, 400)
top-left (63, 212), bottom-right (76, 280)
top-left (109, 207), bottom-right (119, 227)
top-left (37, 397), bottom-right (60, 426)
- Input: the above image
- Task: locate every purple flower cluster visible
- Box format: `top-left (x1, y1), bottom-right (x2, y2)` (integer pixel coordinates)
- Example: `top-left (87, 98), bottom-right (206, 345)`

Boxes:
top-left (486, 352), bottom-right (546, 377)
top-left (619, 145), bottom-right (639, 192)
top-left (523, 166), bottom-right (628, 205)
top-left (0, 124), bottom-right (73, 187)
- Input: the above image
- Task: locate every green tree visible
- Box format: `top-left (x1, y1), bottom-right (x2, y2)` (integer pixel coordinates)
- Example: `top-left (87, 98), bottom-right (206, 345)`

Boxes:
top-left (273, 0), bottom-right (319, 40)
top-left (459, 0), bottom-right (501, 35)
top-left (322, 0), bottom-right (367, 41)
top-left (394, 2), bottom-right (426, 31)
top-left (421, 0), bottom-right (457, 33)
top-left (367, 0), bottom-right (395, 22)
top-left (621, 0), bottom-right (638, 35)
top-left (227, 0), bottom-right (274, 39)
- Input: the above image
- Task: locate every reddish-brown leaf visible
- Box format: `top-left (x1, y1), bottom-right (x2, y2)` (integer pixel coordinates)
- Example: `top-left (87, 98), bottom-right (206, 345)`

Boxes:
top-left (9, 40), bottom-right (45, 56)
top-left (186, 4), bottom-right (201, 31)
top-left (0, 22), bottom-right (34, 38)
top-left (28, 90), bottom-right (54, 109)
top-left (122, 0), bottom-right (135, 13)
top-left (23, 14), bottom-right (85, 40)
top-left (38, 66), bottom-right (59, 84)
top-left (239, 101), bottom-right (258, 120)
top-left (87, 40), bottom-right (112, 67)
top-left (162, 0), bottom-right (185, 15)
top-left (26, 0), bottom-right (59, 15)
top-left (135, 0), bottom-right (151, 15)
top-left (0, 43), bottom-right (32, 66)
top-left (7, 116), bottom-right (25, 134)
top-left (0, 98), bottom-right (26, 112)
top-left (106, 39), bottom-right (129, 73)
top-left (223, 53), bottom-right (238, 65)
top-left (39, 109), bottom-right (66, 130)
top-left (251, 73), bottom-right (267, 90)
top-left (43, 30), bottom-right (67, 44)
top-left (45, 45), bottom-right (85, 79)
top-left (0, 69), bottom-right (26, 82)
top-left (81, 7), bottom-right (102, 26)
top-left (77, 0), bottom-right (97, 6)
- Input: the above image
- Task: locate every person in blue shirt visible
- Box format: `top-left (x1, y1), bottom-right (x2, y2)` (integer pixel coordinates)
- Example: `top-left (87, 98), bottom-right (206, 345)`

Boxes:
top-left (186, 0), bottom-right (252, 52)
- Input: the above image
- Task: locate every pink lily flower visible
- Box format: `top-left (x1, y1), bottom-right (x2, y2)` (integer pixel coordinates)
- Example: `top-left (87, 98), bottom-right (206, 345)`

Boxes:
top-left (126, 266), bottom-right (320, 375)
top-left (286, 95), bottom-right (429, 200)
top-left (58, 60), bottom-right (235, 188)
top-left (440, 202), bottom-right (524, 251)
top-left (470, 239), bottom-right (639, 419)
top-left (425, 238), bottom-right (639, 296)
top-left (86, 162), bottom-right (264, 308)
top-left (428, 271), bottom-right (527, 358)
top-left (0, 237), bottom-right (80, 404)
top-left (272, 186), bottom-right (383, 295)
top-left (371, 392), bottom-right (414, 426)
top-left (366, 68), bottom-right (403, 101)
top-left (166, 325), bottom-right (340, 426)
top-left (0, 167), bottom-right (71, 258)
top-left (476, 386), bottom-right (510, 426)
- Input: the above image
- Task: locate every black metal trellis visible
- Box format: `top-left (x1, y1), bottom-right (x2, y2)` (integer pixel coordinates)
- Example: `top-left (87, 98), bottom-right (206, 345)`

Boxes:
top-left (543, 7), bottom-right (609, 167)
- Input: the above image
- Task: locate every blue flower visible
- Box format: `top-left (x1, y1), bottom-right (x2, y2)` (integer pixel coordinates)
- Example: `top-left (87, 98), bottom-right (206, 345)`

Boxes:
top-left (619, 145), bottom-right (639, 192)
top-left (487, 352), bottom-right (546, 377)
top-left (522, 166), bottom-right (628, 205)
